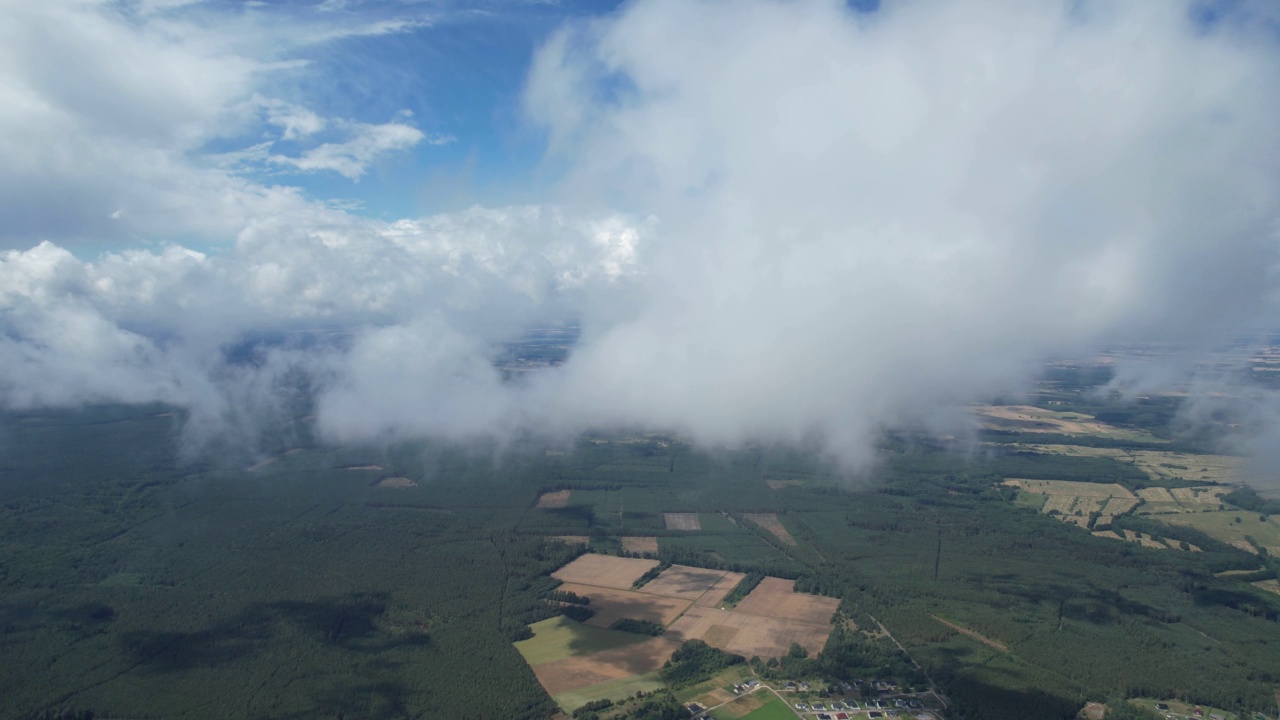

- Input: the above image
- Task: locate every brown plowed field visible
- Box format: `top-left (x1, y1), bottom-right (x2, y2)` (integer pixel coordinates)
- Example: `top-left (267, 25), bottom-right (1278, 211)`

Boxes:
top-left (532, 637), bottom-right (681, 695)
top-left (536, 490), bottom-right (571, 508)
top-left (663, 513), bottom-right (701, 530)
top-left (733, 578), bottom-right (840, 625)
top-left (556, 583), bottom-right (692, 629)
top-left (743, 514), bottom-right (797, 545)
top-left (552, 553), bottom-right (660, 589)
top-left (621, 536), bottom-right (658, 554)
top-left (664, 605), bottom-right (832, 658)
top-left (695, 571), bottom-right (747, 607)
top-left (639, 565), bottom-right (730, 600)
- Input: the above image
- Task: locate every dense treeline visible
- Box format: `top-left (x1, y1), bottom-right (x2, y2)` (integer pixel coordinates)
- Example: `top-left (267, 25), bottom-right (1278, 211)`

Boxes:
top-left (721, 572), bottom-right (764, 606)
top-left (610, 618), bottom-right (665, 636)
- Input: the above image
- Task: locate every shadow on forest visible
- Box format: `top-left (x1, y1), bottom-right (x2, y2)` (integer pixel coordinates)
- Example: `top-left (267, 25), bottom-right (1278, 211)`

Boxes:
top-left (946, 674), bottom-right (1082, 720)
top-left (119, 592), bottom-right (430, 672)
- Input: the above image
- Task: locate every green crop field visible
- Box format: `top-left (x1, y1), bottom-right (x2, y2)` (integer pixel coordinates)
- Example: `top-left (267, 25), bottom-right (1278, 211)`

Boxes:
top-left (514, 616), bottom-right (649, 665)
top-left (739, 697), bottom-right (800, 720)
top-left (552, 671), bottom-right (666, 711)
top-left (1159, 511), bottom-right (1280, 552)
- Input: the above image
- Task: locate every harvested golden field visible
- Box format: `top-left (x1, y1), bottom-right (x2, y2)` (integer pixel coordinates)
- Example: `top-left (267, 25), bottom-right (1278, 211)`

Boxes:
top-left (665, 605), bottom-right (832, 658)
top-left (621, 536), bottom-right (659, 554)
top-left (532, 637), bottom-right (681, 696)
top-left (743, 513), bottom-right (797, 545)
top-left (695, 571), bottom-right (747, 608)
top-left (1006, 444), bottom-right (1243, 484)
top-left (974, 405), bottom-right (1162, 442)
top-left (1137, 487), bottom-right (1176, 503)
top-left (640, 565), bottom-right (732, 600)
top-left (663, 513), bottom-right (701, 530)
top-left (734, 578), bottom-right (840, 626)
top-left (557, 583), bottom-right (693, 629)
top-left (552, 553), bottom-right (660, 589)
top-left (536, 490), bottom-right (571, 508)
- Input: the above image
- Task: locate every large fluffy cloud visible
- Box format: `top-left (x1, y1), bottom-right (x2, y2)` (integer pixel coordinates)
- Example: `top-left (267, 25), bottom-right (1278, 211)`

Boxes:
top-left (516, 0), bottom-right (1280, 461)
top-left (4, 0), bottom-right (1280, 467)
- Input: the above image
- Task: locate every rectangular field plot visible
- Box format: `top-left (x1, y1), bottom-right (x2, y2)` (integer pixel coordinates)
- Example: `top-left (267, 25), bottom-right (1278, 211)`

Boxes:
top-left (557, 583), bottom-right (693, 629)
top-left (734, 578), bottom-right (841, 626)
top-left (664, 512), bottom-right (702, 530)
top-left (639, 565), bottom-right (732, 600)
top-left (551, 672), bottom-right (666, 713)
top-left (665, 605), bottom-right (833, 659)
top-left (514, 616), bottom-right (649, 666)
top-left (695, 571), bottom-right (747, 607)
top-left (531, 636), bottom-right (682, 696)
top-left (621, 536), bottom-right (659, 554)
top-left (552, 553), bottom-right (660, 589)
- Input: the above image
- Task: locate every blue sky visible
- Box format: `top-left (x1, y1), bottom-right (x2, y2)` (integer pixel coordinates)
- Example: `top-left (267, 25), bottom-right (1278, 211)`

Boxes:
top-left (229, 0), bottom-right (627, 220)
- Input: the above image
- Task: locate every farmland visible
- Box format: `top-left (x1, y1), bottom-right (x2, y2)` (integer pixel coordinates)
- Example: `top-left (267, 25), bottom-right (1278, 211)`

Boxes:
top-left (515, 555), bottom-right (838, 711)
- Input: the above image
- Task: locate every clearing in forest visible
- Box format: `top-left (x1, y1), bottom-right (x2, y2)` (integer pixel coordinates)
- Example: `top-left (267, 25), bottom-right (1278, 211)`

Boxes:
top-left (930, 615), bottom-right (1008, 652)
top-left (552, 553), bottom-right (660, 589)
top-left (536, 490), bottom-right (571, 508)
top-left (663, 512), bottom-right (701, 530)
top-left (743, 513), bottom-right (797, 546)
top-left (621, 536), bottom-right (659, 554)
top-left (552, 535), bottom-right (589, 546)
top-left (376, 476), bottom-right (416, 488)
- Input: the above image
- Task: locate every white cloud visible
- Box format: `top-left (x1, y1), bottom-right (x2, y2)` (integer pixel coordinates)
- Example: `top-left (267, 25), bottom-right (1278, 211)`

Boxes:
top-left (0, 0), bottom-right (439, 246)
top-left (266, 119), bottom-right (429, 180)
top-left (4, 0), bottom-right (1280, 469)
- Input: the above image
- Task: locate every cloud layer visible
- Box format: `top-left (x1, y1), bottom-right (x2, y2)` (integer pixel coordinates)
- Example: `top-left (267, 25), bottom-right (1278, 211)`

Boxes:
top-left (4, 0), bottom-right (1280, 466)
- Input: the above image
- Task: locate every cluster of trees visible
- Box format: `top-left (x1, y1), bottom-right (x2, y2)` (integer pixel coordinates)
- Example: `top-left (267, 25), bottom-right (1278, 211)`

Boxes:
top-left (660, 640), bottom-right (745, 689)
top-left (610, 618), bottom-right (664, 636)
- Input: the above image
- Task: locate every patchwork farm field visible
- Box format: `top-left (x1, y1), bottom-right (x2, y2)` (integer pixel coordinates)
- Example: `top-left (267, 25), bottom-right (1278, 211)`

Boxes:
top-left (974, 405), bottom-right (1165, 442)
top-left (515, 554), bottom-right (837, 711)
top-left (1010, 444), bottom-right (1245, 484)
